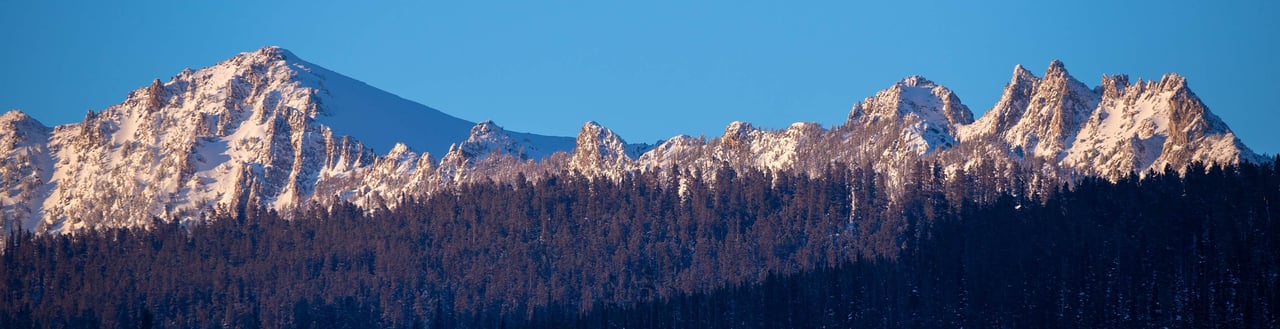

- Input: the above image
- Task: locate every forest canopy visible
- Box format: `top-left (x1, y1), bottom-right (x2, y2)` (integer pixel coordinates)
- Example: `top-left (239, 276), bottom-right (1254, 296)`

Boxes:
top-left (2, 160), bottom-right (1278, 328)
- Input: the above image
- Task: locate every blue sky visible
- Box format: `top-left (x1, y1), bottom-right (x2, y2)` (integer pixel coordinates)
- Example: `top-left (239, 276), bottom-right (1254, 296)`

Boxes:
top-left (2, 1), bottom-right (1277, 154)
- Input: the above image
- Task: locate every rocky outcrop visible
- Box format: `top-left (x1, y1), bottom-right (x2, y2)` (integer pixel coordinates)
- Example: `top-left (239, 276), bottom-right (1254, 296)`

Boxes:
top-left (0, 48), bottom-right (1262, 234)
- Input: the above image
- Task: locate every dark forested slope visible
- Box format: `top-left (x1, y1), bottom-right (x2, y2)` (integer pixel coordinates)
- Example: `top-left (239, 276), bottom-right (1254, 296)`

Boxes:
top-left (541, 162), bottom-right (1280, 328)
top-left (2, 160), bottom-right (1278, 328)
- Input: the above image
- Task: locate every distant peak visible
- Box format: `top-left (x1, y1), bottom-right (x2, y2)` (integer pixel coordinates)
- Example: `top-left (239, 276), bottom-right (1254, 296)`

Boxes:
top-left (1101, 73), bottom-right (1130, 85)
top-left (1048, 59), bottom-right (1065, 70)
top-left (253, 46), bottom-right (294, 60)
top-left (470, 120), bottom-right (504, 136)
top-left (2, 109), bottom-right (29, 121)
top-left (724, 121), bottom-right (756, 137)
top-left (225, 46), bottom-right (297, 67)
top-left (1011, 64), bottom-right (1038, 84)
top-left (1159, 73), bottom-right (1188, 90)
top-left (0, 109), bottom-right (48, 130)
top-left (789, 122), bottom-right (814, 129)
top-left (575, 121), bottom-right (628, 152)
top-left (582, 120), bottom-right (606, 130)
top-left (1100, 74), bottom-right (1131, 96)
top-left (578, 121), bottom-right (618, 140)
top-left (895, 75), bottom-right (937, 88)
top-left (388, 143), bottom-right (412, 155)
top-left (1045, 59), bottom-right (1070, 78)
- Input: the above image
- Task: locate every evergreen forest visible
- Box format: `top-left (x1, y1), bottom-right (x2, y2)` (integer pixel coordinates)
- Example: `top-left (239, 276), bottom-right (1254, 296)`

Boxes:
top-left (2, 159), bottom-right (1278, 328)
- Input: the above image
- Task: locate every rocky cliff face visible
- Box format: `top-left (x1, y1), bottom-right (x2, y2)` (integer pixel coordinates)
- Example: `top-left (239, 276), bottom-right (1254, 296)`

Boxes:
top-left (849, 75), bottom-right (973, 155)
top-left (956, 60), bottom-right (1259, 180)
top-left (1, 47), bottom-right (574, 233)
top-left (0, 48), bottom-right (1263, 234)
top-left (34, 47), bottom-right (385, 232)
top-left (0, 110), bottom-right (53, 232)
top-left (569, 121), bottom-right (649, 179)
top-left (1063, 73), bottom-right (1258, 179)
top-left (960, 60), bottom-right (1100, 162)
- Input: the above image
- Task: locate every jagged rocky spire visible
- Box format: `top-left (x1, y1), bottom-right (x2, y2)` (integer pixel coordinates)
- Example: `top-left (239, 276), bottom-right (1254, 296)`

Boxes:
top-left (0, 49), bottom-right (1262, 234)
top-left (846, 75), bottom-right (973, 154)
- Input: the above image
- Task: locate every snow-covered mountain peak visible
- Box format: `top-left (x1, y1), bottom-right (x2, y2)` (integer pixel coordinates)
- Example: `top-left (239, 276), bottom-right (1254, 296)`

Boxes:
top-left (2, 109), bottom-right (40, 127)
top-left (149, 45), bottom-right (482, 155)
top-left (1035, 60), bottom-right (1089, 93)
top-left (156, 46), bottom-right (573, 157)
top-left (786, 121), bottom-right (820, 131)
top-left (577, 121), bottom-right (619, 149)
top-left (1099, 74), bottom-right (1130, 97)
top-left (0, 110), bottom-right (51, 152)
top-left (570, 121), bottom-right (638, 177)
top-left (894, 75), bottom-right (937, 89)
top-left (850, 75), bottom-right (972, 125)
top-left (577, 121), bottom-right (646, 154)
top-left (1046, 59), bottom-right (1067, 74)
top-left (1063, 69), bottom-right (1259, 179)
top-left (1011, 64), bottom-right (1040, 86)
top-left (0, 46), bottom-right (579, 232)
top-left (220, 46), bottom-right (296, 70)
top-left (844, 75), bottom-right (973, 154)
top-left (719, 121), bottom-right (761, 154)
top-left (387, 142), bottom-right (413, 158)
top-left (253, 45), bottom-right (293, 60)
top-left (578, 119), bottom-right (601, 131)
top-left (1041, 61), bottom-right (1094, 94)
top-left (0, 110), bottom-right (53, 233)
top-left (996, 60), bottom-right (1099, 159)
top-left (575, 121), bottom-right (626, 151)
top-left (445, 119), bottom-right (548, 162)
top-left (1103, 73), bottom-right (1131, 85)
top-left (1, 52), bottom-right (1265, 235)
top-left (0, 110), bottom-right (50, 150)
top-left (471, 120), bottom-right (502, 136)
top-left (436, 121), bottom-right (576, 174)
top-left (1156, 73), bottom-right (1188, 91)
top-left (724, 121), bottom-right (756, 139)
top-left (957, 63), bottom-right (1047, 141)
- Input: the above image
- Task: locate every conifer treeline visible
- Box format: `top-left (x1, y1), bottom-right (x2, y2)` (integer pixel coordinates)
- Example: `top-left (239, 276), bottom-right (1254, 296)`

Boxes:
top-left (540, 162), bottom-right (1280, 328)
top-left (2, 160), bottom-right (1278, 328)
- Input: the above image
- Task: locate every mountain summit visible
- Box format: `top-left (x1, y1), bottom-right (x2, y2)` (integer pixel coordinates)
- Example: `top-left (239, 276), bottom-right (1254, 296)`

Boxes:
top-left (848, 75), bottom-right (973, 154)
top-left (188, 46), bottom-right (525, 155)
top-left (958, 61), bottom-right (1258, 178)
top-left (0, 46), bottom-right (574, 232)
top-left (0, 49), bottom-right (1263, 234)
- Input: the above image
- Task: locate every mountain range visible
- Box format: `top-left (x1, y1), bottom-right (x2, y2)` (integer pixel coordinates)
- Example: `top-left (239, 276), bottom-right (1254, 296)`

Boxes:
top-left (0, 46), bottom-right (1263, 234)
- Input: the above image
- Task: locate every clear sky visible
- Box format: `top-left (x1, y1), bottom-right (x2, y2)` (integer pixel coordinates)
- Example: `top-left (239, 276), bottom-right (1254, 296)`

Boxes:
top-left (2, 1), bottom-right (1277, 154)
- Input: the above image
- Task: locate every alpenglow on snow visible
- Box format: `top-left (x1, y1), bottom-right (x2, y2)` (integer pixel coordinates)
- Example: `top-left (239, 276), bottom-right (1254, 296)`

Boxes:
top-left (0, 47), bottom-right (1262, 235)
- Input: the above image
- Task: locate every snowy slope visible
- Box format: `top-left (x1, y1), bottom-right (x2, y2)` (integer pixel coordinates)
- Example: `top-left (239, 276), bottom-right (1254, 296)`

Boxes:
top-left (632, 75), bottom-right (973, 180)
top-left (958, 64), bottom-right (1040, 142)
top-left (0, 51), bottom-right (1264, 234)
top-left (635, 75), bottom-right (973, 172)
top-left (9, 46), bottom-right (576, 232)
top-left (452, 120), bottom-right (576, 162)
top-left (570, 121), bottom-right (652, 179)
top-left (246, 47), bottom-right (574, 156)
top-left (1063, 73), bottom-right (1260, 179)
top-left (0, 110), bottom-right (53, 233)
top-left (995, 60), bottom-right (1098, 160)
top-left (434, 120), bottom-right (583, 183)
top-left (848, 75), bottom-right (973, 155)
